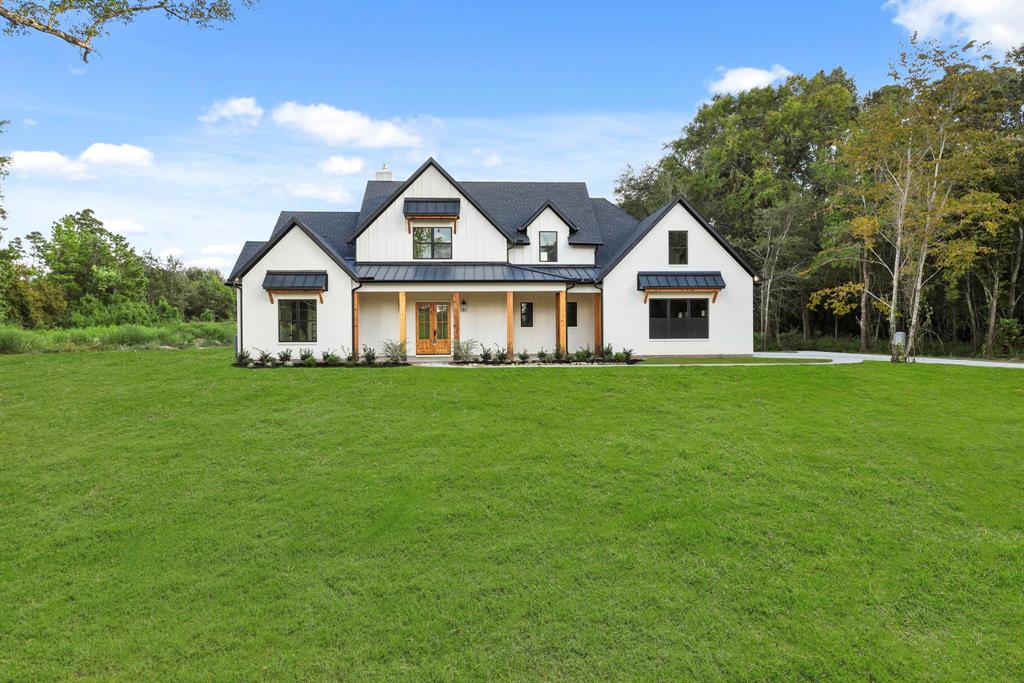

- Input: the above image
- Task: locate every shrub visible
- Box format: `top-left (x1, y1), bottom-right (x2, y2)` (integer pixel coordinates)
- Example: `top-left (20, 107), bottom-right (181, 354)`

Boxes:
top-left (621, 348), bottom-right (633, 361)
top-left (298, 348), bottom-right (315, 362)
top-left (453, 338), bottom-right (479, 362)
top-left (321, 348), bottom-right (335, 362)
top-left (277, 348), bottom-right (293, 363)
top-left (612, 351), bottom-right (627, 362)
top-left (361, 345), bottom-right (376, 364)
top-left (303, 355), bottom-right (318, 367)
top-left (995, 318), bottom-right (1022, 356)
top-left (382, 339), bottom-right (408, 364)
top-left (574, 346), bottom-right (593, 362)
top-left (480, 345), bottom-right (493, 362)
top-left (324, 352), bottom-right (342, 366)
top-left (495, 348), bottom-right (508, 363)
top-left (536, 347), bottom-right (548, 362)
top-left (255, 348), bottom-right (273, 365)
top-left (600, 343), bottom-right (614, 359)
top-left (0, 326), bottom-right (32, 354)
top-left (553, 347), bottom-right (566, 362)
top-left (517, 348), bottom-right (529, 362)
top-left (236, 349), bottom-right (252, 365)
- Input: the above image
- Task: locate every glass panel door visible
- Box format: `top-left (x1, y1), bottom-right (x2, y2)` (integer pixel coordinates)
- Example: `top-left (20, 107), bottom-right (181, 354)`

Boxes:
top-left (433, 303), bottom-right (450, 354)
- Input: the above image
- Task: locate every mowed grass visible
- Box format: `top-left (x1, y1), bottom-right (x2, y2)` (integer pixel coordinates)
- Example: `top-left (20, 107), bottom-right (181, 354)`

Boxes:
top-left (639, 355), bottom-right (829, 364)
top-left (1, 350), bottom-right (1022, 680)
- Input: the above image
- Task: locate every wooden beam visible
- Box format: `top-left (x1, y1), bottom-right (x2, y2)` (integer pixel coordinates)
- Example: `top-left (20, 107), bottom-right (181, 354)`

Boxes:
top-left (267, 290), bottom-right (274, 304)
top-left (266, 289), bottom-right (325, 303)
top-left (352, 291), bottom-right (360, 361)
top-left (452, 291), bottom-right (461, 343)
top-left (506, 291), bottom-right (514, 355)
top-left (398, 290), bottom-right (407, 348)
top-left (557, 291), bottom-right (567, 354)
top-left (594, 292), bottom-right (602, 354)
top-left (642, 288), bottom-right (722, 303)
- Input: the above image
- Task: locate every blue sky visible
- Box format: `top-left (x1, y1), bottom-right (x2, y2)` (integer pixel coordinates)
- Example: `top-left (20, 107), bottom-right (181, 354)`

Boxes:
top-left (2, 0), bottom-right (1020, 270)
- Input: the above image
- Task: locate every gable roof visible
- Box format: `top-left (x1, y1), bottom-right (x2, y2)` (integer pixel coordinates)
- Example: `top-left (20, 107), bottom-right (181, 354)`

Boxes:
top-left (517, 199), bottom-right (578, 234)
top-left (597, 196), bottom-right (757, 279)
top-left (227, 215), bottom-right (359, 283)
top-left (349, 158), bottom-right (508, 244)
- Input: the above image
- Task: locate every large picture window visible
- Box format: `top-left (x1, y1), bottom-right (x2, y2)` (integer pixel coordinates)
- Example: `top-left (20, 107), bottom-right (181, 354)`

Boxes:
top-left (279, 299), bottom-right (317, 342)
top-left (649, 298), bottom-right (708, 339)
top-left (520, 301), bottom-right (534, 327)
top-left (539, 231), bottom-right (558, 262)
top-left (413, 226), bottom-right (452, 259)
top-left (668, 231), bottom-right (688, 265)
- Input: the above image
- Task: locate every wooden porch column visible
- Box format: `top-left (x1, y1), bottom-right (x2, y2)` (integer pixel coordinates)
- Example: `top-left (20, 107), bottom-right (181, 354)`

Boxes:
top-left (506, 291), bottom-right (514, 355)
top-left (594, 292), bottom-right (603, 354)
top-left (452, 291), bottom-right (461, 343)
top-left (398, 290), bottom-right (406, 349)
top-left (556, 290), bottom-right (567, 354)
top-left (352, 290), bottom-right (360, 360)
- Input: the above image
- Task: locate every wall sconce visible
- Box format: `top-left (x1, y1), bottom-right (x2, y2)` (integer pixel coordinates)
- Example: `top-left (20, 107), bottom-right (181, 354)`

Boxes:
top-left (460, 299), bottom-right (468, 312)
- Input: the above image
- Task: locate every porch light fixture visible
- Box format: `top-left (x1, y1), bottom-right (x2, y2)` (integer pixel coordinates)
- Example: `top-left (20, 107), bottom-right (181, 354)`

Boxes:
top-left (461, 299), bottom-right (467, 312)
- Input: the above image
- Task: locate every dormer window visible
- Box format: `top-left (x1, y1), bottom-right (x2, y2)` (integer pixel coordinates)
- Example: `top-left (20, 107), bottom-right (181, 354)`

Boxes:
top-left (413, 226), bottom-right (452, 259)
top-left (539, 231), bottom-right (558, 262)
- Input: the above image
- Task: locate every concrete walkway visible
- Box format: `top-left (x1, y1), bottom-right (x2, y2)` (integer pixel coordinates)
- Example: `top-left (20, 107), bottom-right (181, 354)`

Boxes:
top-left (754, 350), bottom-right (1024, 369)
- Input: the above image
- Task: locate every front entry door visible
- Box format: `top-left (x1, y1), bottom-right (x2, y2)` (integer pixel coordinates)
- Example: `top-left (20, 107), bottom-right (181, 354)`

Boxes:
top-left (415, 302), bottom-right (451, 355)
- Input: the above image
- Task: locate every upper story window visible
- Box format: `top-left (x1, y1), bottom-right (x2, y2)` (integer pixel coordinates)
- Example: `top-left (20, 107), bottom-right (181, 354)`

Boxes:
top-left (669, 231), bottom-right (688, 265)
top-left (413, 226), bottom-right (452, 259)
top-left (539, 231), bottom-right (558, 262)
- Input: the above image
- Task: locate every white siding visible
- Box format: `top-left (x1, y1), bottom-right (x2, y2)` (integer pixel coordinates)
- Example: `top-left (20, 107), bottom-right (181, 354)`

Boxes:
top-left (508, 207), bottom-right (597, 265)
top-left (356, 165), bottom-right (509, 262)
top-left (239, 227), bottom-right (354, 355)
top-left (602, 204), bottom-right (754, 355)
top-left (567, 293), bottom-right (596, 352)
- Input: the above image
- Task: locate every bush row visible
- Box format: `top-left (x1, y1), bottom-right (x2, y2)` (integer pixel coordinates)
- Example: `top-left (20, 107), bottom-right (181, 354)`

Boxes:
top-left (0, 322), bottom-right (234, 354)
top-left (236, 344), bottom-right (408, 368)
top-left (452, 340), bottom-right (635, 364)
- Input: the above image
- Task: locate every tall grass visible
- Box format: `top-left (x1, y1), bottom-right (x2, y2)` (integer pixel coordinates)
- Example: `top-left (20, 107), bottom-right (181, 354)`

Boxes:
top-left (0, 322), bottom-right (234, 354)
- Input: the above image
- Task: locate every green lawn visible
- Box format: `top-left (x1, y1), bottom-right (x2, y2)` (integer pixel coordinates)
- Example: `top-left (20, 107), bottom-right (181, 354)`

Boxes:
top-left (1, 350), bottom-right (1022, 680)
top-left (639, 355), bottom-right (830, 364)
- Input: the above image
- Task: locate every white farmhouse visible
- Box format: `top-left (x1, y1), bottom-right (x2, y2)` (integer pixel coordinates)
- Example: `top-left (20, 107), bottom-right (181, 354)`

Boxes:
top-left (227, 159), bottom-right (756, 359)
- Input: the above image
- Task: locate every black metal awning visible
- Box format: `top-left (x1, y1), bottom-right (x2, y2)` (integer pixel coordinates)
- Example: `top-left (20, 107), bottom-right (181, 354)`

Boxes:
top-left (403, 198), bottom-right (461, 217)
top-left (637, 271), bottom-right (726, 291)
top-left (262, 271), bottom-right (328, 291)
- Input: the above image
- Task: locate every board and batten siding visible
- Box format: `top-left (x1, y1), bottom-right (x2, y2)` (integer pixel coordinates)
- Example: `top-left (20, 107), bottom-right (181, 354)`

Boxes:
top-left (356, 165), bottom-right (509, 262)
top-left (507, 207), bottom-right (596, 265)
top-left (239, 227), bottom-right (354, 353)
top-left (601, 204), bottom-right (754, 355)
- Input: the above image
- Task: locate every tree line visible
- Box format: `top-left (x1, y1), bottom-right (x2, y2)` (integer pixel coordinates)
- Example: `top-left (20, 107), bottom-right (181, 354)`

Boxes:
top-left (617, 38), bottom-right (1023, 357)
top-left (0, 207), bottom-right (234, 329)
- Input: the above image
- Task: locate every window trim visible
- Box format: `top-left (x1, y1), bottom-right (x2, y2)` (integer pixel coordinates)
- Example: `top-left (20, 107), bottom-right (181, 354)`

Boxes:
top-left (278, 298), bottom-right (318, 343)
top-left (538, 231), bottom-right (558, 263)
top-left (520, 301), bottom-right (534, 327)
top-left (412, 224), bottom-right (453, 260)
top-left (668, 230), bottom-right (688, 265)
top-left (648, 297), bottom-right (709, 340)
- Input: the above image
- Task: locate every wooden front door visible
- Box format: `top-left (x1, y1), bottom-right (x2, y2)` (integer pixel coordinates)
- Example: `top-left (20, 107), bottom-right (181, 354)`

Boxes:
top-left (415, 302), bottom-right (451, 355)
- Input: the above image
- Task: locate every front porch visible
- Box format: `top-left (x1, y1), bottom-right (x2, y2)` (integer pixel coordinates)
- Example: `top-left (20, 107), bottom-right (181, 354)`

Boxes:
top-left (354, 285), bottom-right (602, 359)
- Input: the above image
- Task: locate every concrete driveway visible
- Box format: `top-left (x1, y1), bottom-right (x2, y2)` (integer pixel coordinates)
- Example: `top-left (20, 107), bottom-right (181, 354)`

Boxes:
top-left (754, 350), bottom-right (1024, 369)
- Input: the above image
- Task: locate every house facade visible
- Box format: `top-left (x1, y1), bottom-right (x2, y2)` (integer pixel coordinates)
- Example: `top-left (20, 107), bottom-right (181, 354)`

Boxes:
top-left (226, 158), bottom-right (757, 359)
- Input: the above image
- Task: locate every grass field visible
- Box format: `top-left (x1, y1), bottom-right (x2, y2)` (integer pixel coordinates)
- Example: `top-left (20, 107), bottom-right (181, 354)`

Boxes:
top-left (638, 355), bottom-right (830, 364)
top-left (1, 349), bottom-right (1022, 680)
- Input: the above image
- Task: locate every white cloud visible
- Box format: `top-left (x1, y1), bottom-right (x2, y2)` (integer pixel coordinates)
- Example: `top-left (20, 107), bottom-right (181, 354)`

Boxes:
top-left (288, 182), bottom-right (352, 204)
top-left (708, 64), bottom-right (793, 95)
top-left (158, 247), bottom-right (183, 259)
top-left (186, 256), bottom-right (232, 270)
top-left (23, 118), bottom-right (38, 127)
top-left (200, 243), bottom-right (243, 255)
top-left (104, 218), bottom-right (146, 234)
top-left (886, 0), bottom-right (1024, 53)
top-left (199, 96), bottom-right (264, 125)
top-left (79, 142), bottom-right (154, 167)
top-left (272, 102), bottom-right (421, 147)
top-left (10, 151), bottom-right (90, 179)
top-left (318, 155), bottom-right (365, 175)
top-left (482, 153), bottom-right (503, 168)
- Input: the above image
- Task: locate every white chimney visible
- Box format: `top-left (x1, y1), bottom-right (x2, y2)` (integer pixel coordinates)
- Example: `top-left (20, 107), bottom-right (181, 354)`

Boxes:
top-left (375, 164), bottom-right (393, 181)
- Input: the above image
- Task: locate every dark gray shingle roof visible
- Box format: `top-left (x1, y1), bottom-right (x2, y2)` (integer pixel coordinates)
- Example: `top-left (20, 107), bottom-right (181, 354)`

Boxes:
top-left (637, 271), bottom-right (726, 290)
top-left (227, 240), bottom-right (266, 282)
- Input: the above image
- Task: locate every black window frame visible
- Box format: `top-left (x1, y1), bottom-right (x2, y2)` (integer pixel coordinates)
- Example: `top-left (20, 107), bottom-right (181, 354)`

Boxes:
top-left (278, 298), bottom-right (318, 343)
top-left (668, 230), bottom-right (688, 265)
top-left (648, 297), bottom-right (709, 339)
top-left (566, 301), bottom-right (577, 327)
top-left (520, 301), bottom-right (534, 327)
top-left (412, 225), bottom-right (453, 260)
top-left (538, 231), bottom-right (558, 263)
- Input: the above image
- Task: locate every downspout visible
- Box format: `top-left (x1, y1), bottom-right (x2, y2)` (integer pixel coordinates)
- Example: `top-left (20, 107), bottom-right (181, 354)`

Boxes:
top-left (234, 280), bottom-right (243, 355)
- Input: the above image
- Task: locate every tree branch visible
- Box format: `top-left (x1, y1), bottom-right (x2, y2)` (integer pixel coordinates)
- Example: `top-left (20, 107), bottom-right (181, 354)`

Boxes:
top-left (0, 4), bottom-right (94, 61)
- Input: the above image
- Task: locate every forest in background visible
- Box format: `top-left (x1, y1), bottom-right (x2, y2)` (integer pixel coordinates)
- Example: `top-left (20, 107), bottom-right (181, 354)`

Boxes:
top-left (617, 38), bottom-right (1023, 358)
